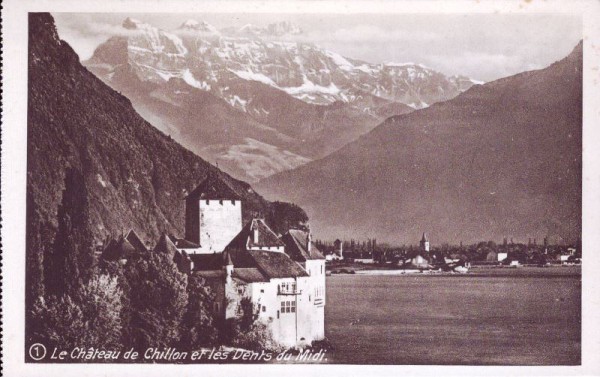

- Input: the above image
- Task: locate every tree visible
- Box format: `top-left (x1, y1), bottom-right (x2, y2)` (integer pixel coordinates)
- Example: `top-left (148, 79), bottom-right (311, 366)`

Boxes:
top-left (126, 251), bottom-right (188, 349)
top-left (46, 168), bottom-right (95, 297)
top-left (266, 201), bottom-right (309, 234)
top-left (77, 274), bottom-right (124, 348)
top-left (30, 274), bottom-right (123, 350)
top-left (180, 275), bottom-right (218, 348)
top-left (30, 294), bottom-right (87, 350)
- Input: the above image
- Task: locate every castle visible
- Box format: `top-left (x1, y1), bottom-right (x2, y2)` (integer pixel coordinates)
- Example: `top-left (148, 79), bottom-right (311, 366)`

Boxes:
top-left (105, 174), bottom-right (326, 348)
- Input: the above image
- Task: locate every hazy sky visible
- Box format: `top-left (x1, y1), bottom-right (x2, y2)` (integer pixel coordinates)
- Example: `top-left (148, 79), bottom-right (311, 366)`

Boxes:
top-left (53, 12), bottom-right (581, 82)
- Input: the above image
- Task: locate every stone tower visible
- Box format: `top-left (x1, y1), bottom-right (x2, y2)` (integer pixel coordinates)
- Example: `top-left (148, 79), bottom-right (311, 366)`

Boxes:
top-left (420, 232), bottom-right (430, 252)
top-left (185, 173), bottom-right (243, 254)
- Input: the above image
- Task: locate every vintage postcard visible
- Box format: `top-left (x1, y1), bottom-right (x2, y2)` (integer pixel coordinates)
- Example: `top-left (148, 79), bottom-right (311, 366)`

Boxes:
top-left (2, 0), bottom-right (600, 376)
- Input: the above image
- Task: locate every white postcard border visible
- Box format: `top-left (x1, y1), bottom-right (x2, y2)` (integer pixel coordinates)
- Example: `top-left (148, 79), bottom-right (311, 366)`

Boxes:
top-left (2, 1), bottom-right (600, 376)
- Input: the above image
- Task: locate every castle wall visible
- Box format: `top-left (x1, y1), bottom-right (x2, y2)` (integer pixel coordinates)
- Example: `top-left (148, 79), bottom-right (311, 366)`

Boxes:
top-left (198, 200), bottom-right (242, 253)
top-left (303, 260), bottom-right (326, 341)
top-left (217, 268), bottom-right (325, 348)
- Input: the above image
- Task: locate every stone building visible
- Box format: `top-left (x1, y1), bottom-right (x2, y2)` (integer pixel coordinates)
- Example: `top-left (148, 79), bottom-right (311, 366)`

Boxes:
top-left (173, 176), bottom-right (326, 348)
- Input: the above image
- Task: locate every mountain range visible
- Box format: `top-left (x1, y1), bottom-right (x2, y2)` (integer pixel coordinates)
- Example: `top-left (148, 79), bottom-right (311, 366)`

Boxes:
top-left (83, 17), bottom-right (479, 182)
top-left (256, 42), bottom-right (582, 245)
top-left (28, 13), bottom-right (307, 249)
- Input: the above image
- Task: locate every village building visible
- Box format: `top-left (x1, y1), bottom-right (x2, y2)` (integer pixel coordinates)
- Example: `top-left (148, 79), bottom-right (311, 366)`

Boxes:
top-left (325, 239), bottom-right (344, 261)
top-left (400, 232), bottom-right (432, 269)
top-left (497, 252), bottom-right (508, 262)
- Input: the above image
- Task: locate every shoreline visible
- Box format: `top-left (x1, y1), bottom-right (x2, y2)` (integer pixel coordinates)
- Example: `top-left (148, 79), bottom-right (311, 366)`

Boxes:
top-left (328, 264), bottom-right (581, 277)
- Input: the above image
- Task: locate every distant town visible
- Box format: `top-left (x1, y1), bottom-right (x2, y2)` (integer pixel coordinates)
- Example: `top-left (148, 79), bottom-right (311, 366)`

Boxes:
top-left (316, 235), bottom-right (582, 273)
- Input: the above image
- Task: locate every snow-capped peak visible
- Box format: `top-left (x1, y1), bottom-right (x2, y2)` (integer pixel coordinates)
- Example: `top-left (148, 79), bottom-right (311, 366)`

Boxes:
top-left (122, 17), bottom-right (147, 30)
top-left (179, 19), bottom-right (219, 34)
top-left (237, 21), bottom-right (303, 38)
top-left (239, 24), bottom-right (262, 34)
top-left (266, 21), bottom-right (302, 36)
top-left (384, 62), bottom-right (431, 70)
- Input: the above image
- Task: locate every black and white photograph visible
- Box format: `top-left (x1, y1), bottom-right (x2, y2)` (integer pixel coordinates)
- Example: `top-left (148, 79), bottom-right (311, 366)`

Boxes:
top-left (2, 0), bottom-right (600, 375)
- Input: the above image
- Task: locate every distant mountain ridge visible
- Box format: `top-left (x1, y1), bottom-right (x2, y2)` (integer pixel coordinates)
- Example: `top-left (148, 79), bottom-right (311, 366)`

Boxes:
top-left (28, 13), bottom-right (307, 249)
top-left (256, 42), bottom-right (582, 245)
top-left (82, 17), bottom-right (478, 182)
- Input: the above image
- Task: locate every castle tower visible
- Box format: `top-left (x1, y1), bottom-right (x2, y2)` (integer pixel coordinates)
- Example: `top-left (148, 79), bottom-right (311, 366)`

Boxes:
top-left (420, 232), bottom-right (430, 252)
top-left (185, 173), bottom-right (243, 254)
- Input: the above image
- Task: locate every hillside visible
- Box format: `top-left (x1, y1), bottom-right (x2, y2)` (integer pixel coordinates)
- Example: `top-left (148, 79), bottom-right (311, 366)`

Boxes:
top-left (80, 17), bottom-right (478, 181)
top-left (27, 13), bottom-right (307, 248)
top-left (256, 42), bottom-right (582, 245)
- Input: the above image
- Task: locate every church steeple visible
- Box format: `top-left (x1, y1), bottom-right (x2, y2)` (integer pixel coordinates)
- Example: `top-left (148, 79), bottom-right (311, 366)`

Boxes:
top-left (420, 232), bottom-right (430, 252)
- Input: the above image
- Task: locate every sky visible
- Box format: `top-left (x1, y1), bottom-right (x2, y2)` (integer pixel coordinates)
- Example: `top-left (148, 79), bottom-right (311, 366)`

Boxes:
top-left (52, 12), bottom-right (581, 82)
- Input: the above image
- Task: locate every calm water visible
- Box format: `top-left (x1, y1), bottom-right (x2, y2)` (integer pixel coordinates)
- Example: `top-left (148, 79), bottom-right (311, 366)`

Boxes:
top-left (324, 267), bottom-right (581, 365)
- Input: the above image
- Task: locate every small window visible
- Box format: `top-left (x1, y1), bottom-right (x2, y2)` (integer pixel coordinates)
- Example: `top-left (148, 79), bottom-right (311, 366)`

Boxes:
top-left (260, 289), bottom-right (264, 293)
top-left (277, 310), bottom-right (280, 319)
top-left (321, 265), bottom-right (323, 274)
top-left (280, 301), bottom-right (296, 313)
top-left (231, 200), bottom-right (235, 205)
top-left (205, 200), bottom-right (209, 205)
top-left (219, 200), bottom-right (223, 205)
top-left (262, 305), bottom-right (266, 312)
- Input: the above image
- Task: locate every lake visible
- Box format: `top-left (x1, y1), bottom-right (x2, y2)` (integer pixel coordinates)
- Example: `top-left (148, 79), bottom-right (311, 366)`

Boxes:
top-left (324, 266), bottom-right (581, 365)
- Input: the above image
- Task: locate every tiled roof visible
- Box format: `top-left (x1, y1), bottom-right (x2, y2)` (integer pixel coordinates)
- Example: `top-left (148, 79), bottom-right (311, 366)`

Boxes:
top-left (225, 219), bottom-right (285, 250)
top-left (282, 229), bottom-right (325, 262)
top-left (186, 172), bottom-right (241, 201)
top-left (232, 268), bottom-right (269, 283)
top-left (102, 231), bottom-right (147, 261)
top-left (193, 248), bottom-right (308, 279)
top-left (125, 229), bottom-right (148, 253)
top-left (153, 234), bottom-right (179, 257)
top-left (245, 250), bottom-right (308, 279)
top-left (168, 235), bottom-right (201, 249)
top-left (194, 270), bottom-right (225, 279)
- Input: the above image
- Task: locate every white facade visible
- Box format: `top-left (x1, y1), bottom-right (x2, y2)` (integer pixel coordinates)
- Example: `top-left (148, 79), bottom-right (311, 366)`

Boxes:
top-left (196, 199), bottom-right (242, 254)
top-left (183, 188), bottom-right (325, 348)
top-left (220, 268), bottom-right (325, 348)
top-left (497, 252), bottom-right (508, 262)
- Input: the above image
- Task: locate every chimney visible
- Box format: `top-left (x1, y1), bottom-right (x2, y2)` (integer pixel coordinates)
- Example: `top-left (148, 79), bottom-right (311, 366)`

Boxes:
top-left (306, 231), bottom-right (312, 252)
top-left (224, 251), bottom-right (234, 283)
top-left (253, 224), bottom-right (259, 244)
